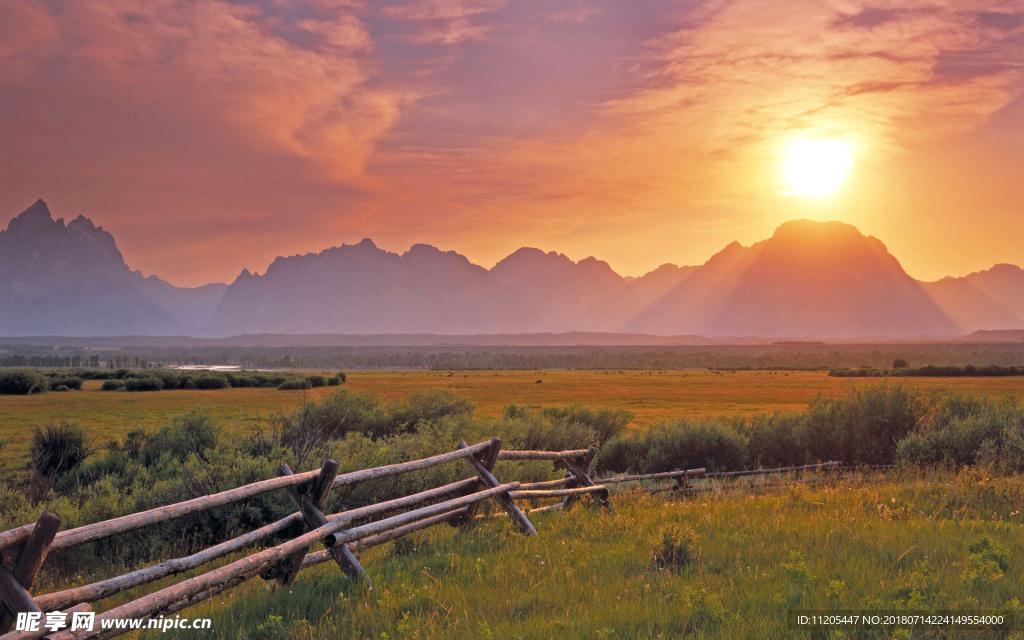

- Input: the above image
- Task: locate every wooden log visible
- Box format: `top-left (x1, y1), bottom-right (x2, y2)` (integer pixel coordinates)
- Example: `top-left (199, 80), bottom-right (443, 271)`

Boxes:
top-left (331, 440), bottom-right (492, 488)
top-left (0, 511), bottom-right (62, 634)
top-left (495, 449), bottom-right (588, 461)
top-left (453, 438), bottom-right (502, 528)
top-left (44, 440), bottom-right (493, 553)
top-left (0, 568), bottom-right (39, 632)
top-left (273, 462), bottom-right (364, 586)
top-left (323, 477), bottom-right (478, 526)
top-left (514, 478), bottom-right (574, 491)
top-left (49, 468), bottom-right (321, 552)
top-left (561, 446), bottom-right (597, 511)
top-left (595, 468), bottom-right (706, 484)
top-left (13, 512), bottom-right (62, 592)
top-left (703, 461), bottom-right (841, 479)
top-left (301, 509), bottom-right (465, 570)
top-left (0, 602), bottom-right (91, 640)
top-left (563, 448), bottom-right (610, 509)
top-left (526, 503), bottom-right (564, 515)
top-left (33, 513), bottom-right (303, 612)
top-left (509, 486), bottom-right (608, 500)
top-left (457, 442), bottom-right (536, 536)
top-left (0, 526), bottom-right (33, 558)
top-left (46, 483), bottom-right (519, 640)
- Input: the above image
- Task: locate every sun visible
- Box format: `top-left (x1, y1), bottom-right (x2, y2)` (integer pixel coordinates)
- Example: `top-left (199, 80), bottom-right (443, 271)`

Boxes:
top-left (782, 137), bottom-right (853, 197)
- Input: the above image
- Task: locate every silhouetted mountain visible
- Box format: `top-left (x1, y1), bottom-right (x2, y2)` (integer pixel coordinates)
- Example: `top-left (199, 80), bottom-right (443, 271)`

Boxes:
top-left (4, 201), bottom-right (1024, 339)
top-left (627, 221), bottom-right (962, 338)
top-left (0, 200), bottom-right (225, 336)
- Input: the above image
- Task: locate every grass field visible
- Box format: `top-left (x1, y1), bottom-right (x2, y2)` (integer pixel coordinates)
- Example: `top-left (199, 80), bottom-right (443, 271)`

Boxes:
top-left (59, 469), bottom-right (1017, 640)
top-left (4, 370), bottom-right (1024, 463)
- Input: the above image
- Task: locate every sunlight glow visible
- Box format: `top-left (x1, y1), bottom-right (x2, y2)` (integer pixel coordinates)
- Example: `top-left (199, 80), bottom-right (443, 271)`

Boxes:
top-left (783, 138), bottom-right (853, 197)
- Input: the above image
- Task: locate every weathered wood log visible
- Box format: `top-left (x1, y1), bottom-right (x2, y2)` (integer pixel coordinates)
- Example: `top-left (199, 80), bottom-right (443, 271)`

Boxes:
top-left (703, 461), bottom-right (840, 479)
top-left (0, 602), bottom-right (91, 640)
top-left (0, 568), bottom-right (39, 631)
top-left (563, 447), bottom-right (610, 509)
top-left (0, 511), bottom-right (62, 634)
top-left (514, 478), bottom-right (574, 491)
top-left (273, 462), bottom-right (364, 586)
top-left (46, 483), bottom-right (519, 640)
top-left (48, 469), bottom-right (321, 552)
top-left (495, 449), bottom-right (588, 461)
top-left (35, 441), bottom-right (492, 553)
top-left (509, 486), bottom-right (609, 500)
top-left (301, 509), bottom-right (465, 570)
top-left (33, 513), bottom-right (303, 612)
top-left (457, 442), bottom-right (537, 536)
top-left (526, 503), bottom-right (564, 515)
top-left (331, 441), bottom-right (492, 488)
top-left (0, 526), bottom-right (33, 559)
top-left (561, 446), bottom-right (598, 511)
top-left (595, 468), bottom-right (707, 484)
top-left (452, 438), bottom-right (502, 528)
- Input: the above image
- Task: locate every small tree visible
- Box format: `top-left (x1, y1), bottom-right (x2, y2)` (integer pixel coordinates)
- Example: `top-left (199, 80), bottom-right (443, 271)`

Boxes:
top-left (892, 358), bottom-right (909, 369)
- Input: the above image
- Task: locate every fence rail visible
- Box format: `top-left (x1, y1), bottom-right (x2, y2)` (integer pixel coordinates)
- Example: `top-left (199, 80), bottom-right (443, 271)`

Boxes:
top-left (0, 439), bottom-right (848, 640)
top-left (0, 438), bottom-right (607, 640)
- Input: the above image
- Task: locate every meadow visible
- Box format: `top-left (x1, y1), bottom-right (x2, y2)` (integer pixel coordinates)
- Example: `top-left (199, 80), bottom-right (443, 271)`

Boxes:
top-left (2, 369), bottom-right (1024, 638)
top-left (4, 369), bottom-right (1024, 461)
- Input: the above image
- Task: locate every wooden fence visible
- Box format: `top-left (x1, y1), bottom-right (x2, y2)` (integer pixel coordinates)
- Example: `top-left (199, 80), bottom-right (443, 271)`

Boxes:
top-left (0, 438), bottom-right (842, 640)
top-left (0, 439), bottom-right (612, 640)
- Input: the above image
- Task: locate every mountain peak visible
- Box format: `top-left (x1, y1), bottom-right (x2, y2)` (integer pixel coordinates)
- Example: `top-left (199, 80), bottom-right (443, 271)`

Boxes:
top-left (771, 219), bottom-right (863, 243)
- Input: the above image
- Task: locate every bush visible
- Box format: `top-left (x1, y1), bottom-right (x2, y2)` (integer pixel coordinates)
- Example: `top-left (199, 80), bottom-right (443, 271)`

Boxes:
top-left (140, 409), bottom-right (219, 464)
top-left (277, 379), bottom-right (312, 391)
top-left (538, 405), bottom-right (631, 446)
top-left (47, 375), bottom-right (83, 391)
top-left (327, 375), bottom-right (343, 386)
top-left (0, 370), bottom-right (49, 395)
top-left (100, 380), bottom-right (125, 391)
top-left (745, 412), bottom-right (805, 467)
top-left (600, 417), bottom-right (747, 474)
top-left (652, 524), bottom-right (698, 570)
top-left (801, 382), bottom-right (928, 465)
top-left (307, 375), bottom-right (327, 388)
top-left (31, 420), bottom-right (93, 478)
top-left (190, 375), bottom-right (229, 390)
top-left (124, 377), bottom-right (164, 392)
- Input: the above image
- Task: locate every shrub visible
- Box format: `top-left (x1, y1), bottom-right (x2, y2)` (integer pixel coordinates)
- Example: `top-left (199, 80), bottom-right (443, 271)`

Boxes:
top-left (801, 382), bottom-right (928, 465)
top-left (277, 379), bottom-right (312, 391)
top-left (538, 405), bottom-right (631, 445)
top-left (100, 380), bottom-right (125, 391)
top-left (190, 375), bottom-right (229, 390)
top-left (47, 375), bottom-right (83, 391)
top-left (385, 389), bottom-right (475, 434)
top-left (0, 370), bottom-right (49, 395)
top-left (327, 375), bottom-right (343, 386)
top-left (600, 417), bottom-right (747, 474)
top-left (31, 420), bottom-right (93, 478)
top-left (652, 524), bottom-right (698, 570)
top-left (307, 375), bottom-right (327, 388)
top-left (745, 412), bottom-right (805, 467)
top-left (124, 377), bottom-right (164, 392)
top-left (140, 409), bottom-right (219, 464)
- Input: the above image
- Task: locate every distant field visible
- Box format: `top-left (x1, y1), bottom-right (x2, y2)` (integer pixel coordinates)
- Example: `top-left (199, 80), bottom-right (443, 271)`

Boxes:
top-left (3, 369), bottom-right (1024, 462)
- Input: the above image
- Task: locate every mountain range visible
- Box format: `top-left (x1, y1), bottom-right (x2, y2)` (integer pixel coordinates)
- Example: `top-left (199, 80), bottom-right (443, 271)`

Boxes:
top-left (2, 199), bottom-right (1023, 340)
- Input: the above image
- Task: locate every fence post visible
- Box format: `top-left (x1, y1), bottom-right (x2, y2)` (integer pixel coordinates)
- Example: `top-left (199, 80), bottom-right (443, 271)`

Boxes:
top-left (0, 510), bottom-right (61, 634)
top-left (453, 438), bottom-right (503, 529)
top-left (561, 447), bottom-right (599, 511)
top-left (267, 461), bottom-right (366, 586)
top-left (563, 446), bottom-right (610, 509)
top-left (457, 441), bottom-right (537, 536)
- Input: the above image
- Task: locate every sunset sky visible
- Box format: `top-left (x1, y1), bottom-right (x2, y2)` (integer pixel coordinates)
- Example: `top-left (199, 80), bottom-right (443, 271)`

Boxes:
top-left (1, 0), bottom-right (1022, 287)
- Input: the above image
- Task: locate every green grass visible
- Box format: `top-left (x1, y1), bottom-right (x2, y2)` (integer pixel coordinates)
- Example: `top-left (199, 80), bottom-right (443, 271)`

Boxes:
top-left (68, 468), bottom-right (1019, 640)
top-left (4, 370), bottom-right (1024, 464)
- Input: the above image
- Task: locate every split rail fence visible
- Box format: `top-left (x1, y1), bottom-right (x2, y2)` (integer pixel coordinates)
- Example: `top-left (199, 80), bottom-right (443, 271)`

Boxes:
top-left (0, 439), bottom-right (613, 640)
top-left (0, 434), bottom-right (843, 640)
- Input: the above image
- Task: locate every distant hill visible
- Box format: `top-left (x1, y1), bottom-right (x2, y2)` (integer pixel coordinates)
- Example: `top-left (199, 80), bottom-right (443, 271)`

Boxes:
top-left (2, 200), bottom-right (1023, 339)
top-left (0, 200), bottom-right (225, 336)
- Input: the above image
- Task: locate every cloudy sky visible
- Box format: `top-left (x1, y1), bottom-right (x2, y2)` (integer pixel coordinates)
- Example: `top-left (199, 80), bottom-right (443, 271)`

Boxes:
top-left (1, 0), bottom-right (1022, 286)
